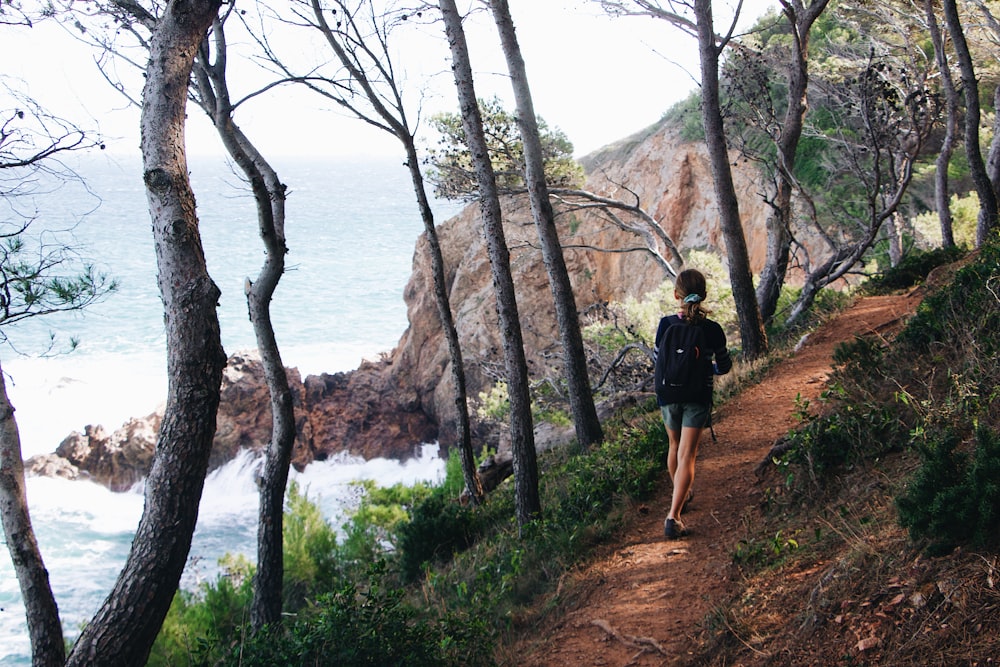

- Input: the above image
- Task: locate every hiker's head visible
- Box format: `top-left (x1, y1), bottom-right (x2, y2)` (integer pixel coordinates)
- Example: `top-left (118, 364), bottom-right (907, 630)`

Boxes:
top-left (674, 269), bottom-right (709, 322)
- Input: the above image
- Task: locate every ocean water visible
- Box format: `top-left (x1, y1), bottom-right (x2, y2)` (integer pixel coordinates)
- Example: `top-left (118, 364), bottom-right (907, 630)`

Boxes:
top-left (0, 154), bottom-right (461, 664)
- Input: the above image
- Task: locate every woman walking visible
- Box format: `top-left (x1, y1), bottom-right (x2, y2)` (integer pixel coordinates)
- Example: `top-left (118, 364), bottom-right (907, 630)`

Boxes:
top-left (653, 269), bottom-right (732, 539)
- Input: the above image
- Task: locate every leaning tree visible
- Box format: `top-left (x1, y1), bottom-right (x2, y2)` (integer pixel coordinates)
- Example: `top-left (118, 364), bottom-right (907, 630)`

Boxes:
top-left (66, 2), bottom-right (228, 664)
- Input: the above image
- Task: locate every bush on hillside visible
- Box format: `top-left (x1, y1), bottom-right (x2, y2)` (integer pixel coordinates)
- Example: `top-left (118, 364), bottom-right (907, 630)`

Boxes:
top-left (861, 245), bottom-right (966, 295)
top-left (225, 561), bottom-right (492, 667)
top-left (897, 427), bottom-right (1000, 555)
top-left (396, 488), bottom-right (483, 583)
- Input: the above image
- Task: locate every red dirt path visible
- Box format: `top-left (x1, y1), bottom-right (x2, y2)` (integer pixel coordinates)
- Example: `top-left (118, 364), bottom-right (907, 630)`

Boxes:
top-left (511, 292), bottom-right (924, 666)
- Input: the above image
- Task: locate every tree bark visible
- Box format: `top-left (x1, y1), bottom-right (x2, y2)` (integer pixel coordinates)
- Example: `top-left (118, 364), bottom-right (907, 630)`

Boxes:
top-left (941, 0), bottom-right (998, 247)
top-left (305, 0), bottom-right (483, 504)
top-left (0, 361), bottom-right (65, 667)
top-left (695, 0), bottom-right (768, 359)
top-left (926, 0), bottom-right (958, 248)
top-left (188, 14), bottom-right (296, 632)
top-left (403, 139), bottom-right (484, 503)
top-left (756, 0), bottom-right (830, 325)
top-left (67, 1), bottom-right (226, 664)
top-left (489, 0), bottom-right (603, 448)
top-left (988, 84), bottom-right (1000, 204)
top-left (440, 0), bottom-right (540, 528)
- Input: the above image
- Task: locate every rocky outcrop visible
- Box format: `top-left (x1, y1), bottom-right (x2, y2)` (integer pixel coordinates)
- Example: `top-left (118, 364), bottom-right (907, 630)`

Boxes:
top-left (396, 123), bottom-right (778, 447)
top-left (26, 352), bottom-right (435, 489)
top-left (28, 119), bottom-right (830, 490)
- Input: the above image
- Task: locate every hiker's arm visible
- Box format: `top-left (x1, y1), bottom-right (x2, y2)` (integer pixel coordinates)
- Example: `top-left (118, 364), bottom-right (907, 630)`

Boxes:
top-left (711, 325), bottom-right (733, 375)
top-left (713, 346), bottom-right (733, 375)
top-left (652, 316), bottom-right (669, 364)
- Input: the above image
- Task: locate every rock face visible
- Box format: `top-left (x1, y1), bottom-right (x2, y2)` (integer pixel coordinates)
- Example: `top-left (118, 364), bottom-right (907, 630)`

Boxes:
top-left (26, 351), bottom-right (434, 488)
top-left (27, 120), bottom-right (829, 490)
top-left (396, 123), bottom-right (777, 448)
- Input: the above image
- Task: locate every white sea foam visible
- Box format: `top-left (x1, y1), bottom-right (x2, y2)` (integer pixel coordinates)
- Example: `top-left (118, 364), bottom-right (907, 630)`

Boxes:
top-left (0, 155), bottom-right (461, 665)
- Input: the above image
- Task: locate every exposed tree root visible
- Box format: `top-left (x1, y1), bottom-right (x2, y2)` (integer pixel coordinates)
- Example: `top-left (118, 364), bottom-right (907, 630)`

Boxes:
top-left (591, 619), bottom-right (668, 656)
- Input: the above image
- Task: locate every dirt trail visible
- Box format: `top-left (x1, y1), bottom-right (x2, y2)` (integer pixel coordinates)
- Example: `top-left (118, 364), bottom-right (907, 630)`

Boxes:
top-left (512, 292), bottom-right (924, 667)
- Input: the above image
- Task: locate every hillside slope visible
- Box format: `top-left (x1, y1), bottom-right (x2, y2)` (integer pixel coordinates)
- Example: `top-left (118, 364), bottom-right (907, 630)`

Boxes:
top-left (510, 289), bottom-right (929, 666)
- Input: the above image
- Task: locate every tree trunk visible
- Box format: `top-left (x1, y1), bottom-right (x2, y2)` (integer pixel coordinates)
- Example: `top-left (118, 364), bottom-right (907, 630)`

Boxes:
top-left (305, 0), bottom-right (483, 504)
top-left (440, 0), bottom-right (540, 528)
top-left (695, 0), bottom-right (768, 359)
top-left (224, 101), bottom-right (295, 637)
top-left (190, 16), bottom-right (296, 632)
top-left (490, 0), bottom-right (603, 448)
top-left (0, 361), bottom-right (65, 667)
top-left (888, 211), bottom-right (904, 267)
top-left (67, 2), bottom-right (226, 664)
top-left (941, 0), bottom-right (998, 247)
top-left (756, 0), bottom-right (830, 325)
top-left (926, 0), bottom-right (957, 248)
top-left (987, 84), bottom-right (1000, 206)
top-left (403, 141), bottom-right (485, 504)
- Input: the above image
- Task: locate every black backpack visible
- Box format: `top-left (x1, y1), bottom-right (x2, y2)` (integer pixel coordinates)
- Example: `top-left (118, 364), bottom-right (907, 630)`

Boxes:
top-left (655, 316), bottom-right (710, 404)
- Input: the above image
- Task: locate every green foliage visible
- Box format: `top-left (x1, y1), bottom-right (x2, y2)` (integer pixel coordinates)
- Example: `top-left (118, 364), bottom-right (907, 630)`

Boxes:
top-left (549, 421), bottom-right (669, 529)
top-left (860, 245), bottom-right (966, 295)
top-left (0, 231), bottom-right (117, 341)
top-left (396, 487), bottom-right (481, 582)
top-left (283, 481), bottom-right (342, 608)
top-left (911, 192), bottom-right (981, 249)
top-left (417, 411), bottom-right (671, 625)
top-left (424, 96), bottom-right (584, 201)
top-left (732, 530), bottom-right (801, 569)
top-left (766, 283), bottom-right (852, 345)
top-left (475, 378), bottom-right (575, 428)
top-left (475, 380), bottom-right (510, 423)
top-left (440, 446), bottom-right (471, 498)
top-left (897, 428), bottom-right (1000, 555)
top-left (149, 556), bottom-right (254, 666)
top-left (887, 241), bottom-right (1000, 554)
top-left (768, 236), bottom-right (999, 561)
top-left (661, 91), bottom-right (705, 141)
top-left (898, 240), bottom-right (1000, 353)
top-left (150, 485), bottom-right (342, 665)
top-left (775, 391), bottom-right (909, 486)
top-left (226, 561), bottom-right (492, 667)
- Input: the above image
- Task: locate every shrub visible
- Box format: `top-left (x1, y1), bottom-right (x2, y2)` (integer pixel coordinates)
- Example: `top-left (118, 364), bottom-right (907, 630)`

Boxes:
top-left (396, 488), bottom-right (482, 582)
top-left (149, 485), bottom-right (343, 665)
top-left (860, 245), bottom-right (965, 295)
top-left (896, 427), bottom-right (1000, 555)
top-left (775, 396), bottom-right (908, 486)
top-left (283, 481), bottom-right (343, 608)
top-left (148, 556), bottom-right (254, 666)
top-left (911, 191), bottom-right (980, 249)
top-left (227, 561), bottom-right (492, 667)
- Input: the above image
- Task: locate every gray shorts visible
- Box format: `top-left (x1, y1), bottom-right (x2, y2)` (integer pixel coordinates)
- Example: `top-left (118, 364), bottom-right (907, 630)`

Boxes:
top-left (660, 402), bottom-right (711, 432)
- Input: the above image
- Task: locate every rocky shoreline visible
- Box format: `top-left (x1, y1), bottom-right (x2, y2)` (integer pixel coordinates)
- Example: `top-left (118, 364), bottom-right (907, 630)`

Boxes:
top-left (27, 120), bottom-right (821, 492)
top-left (26, 350), bottom-right (438, 491)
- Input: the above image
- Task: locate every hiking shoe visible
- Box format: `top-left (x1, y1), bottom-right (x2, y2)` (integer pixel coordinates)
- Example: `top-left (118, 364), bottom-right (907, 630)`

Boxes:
top-left (663, 517), bottom-right (687, 539)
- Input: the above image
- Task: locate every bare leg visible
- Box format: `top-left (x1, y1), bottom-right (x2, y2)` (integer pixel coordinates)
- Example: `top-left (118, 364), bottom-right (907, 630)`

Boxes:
top-left (667, 425), bottom-right (704, 522)
top-left (666, 427), bottom-right (680, 484)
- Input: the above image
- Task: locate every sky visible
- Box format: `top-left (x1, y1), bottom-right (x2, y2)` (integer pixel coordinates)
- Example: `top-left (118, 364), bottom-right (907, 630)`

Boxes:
top-left (2, 0), bottom-right (776, 160)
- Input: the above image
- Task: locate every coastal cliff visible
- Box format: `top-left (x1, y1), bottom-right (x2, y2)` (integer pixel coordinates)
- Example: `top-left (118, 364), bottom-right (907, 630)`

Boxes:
top-left (27, 121), bottom-right (796, 488)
